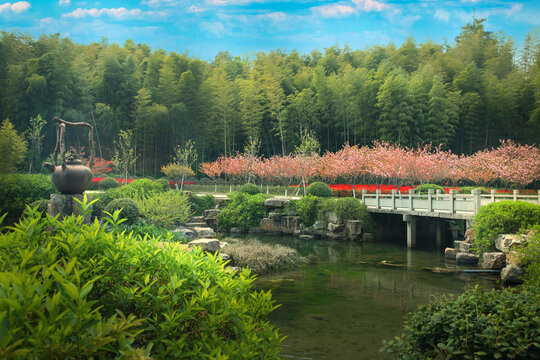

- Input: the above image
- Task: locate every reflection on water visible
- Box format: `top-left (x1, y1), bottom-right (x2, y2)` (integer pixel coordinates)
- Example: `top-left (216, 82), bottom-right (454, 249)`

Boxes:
top-left (227, 235), bottom-right (499, 360)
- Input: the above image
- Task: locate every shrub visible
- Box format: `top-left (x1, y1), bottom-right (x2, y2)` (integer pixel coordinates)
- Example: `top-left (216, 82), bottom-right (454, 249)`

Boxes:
top-left (27, 199), bottom-right (50, 216)
top-left (381, 285), bottom-right (540, 359)
top-left (99, 177), bottom-right (120, 190)
top-left (459, 186), bottom-right (490, 194)
top-left (472, 201), bottom-right (540, 254)
top-left (118, 222), bottom-right (188, 243)
top-left (286, 195), bottom-right (322, 227)
top-left (104, 198), bottom-right (140, 224)
top-left (414, 183), bottom-right (446, 194)
top-left (306, 181), bottom-right (333, 197)
top-left (320, 197), bottom-right (373, 232)
top-left (217, 192), bottom-right (268, 231)
top-left (155, 178), bottom-right (171, 191)
top-left (516, 226), bottom-right (540, 285)
top-left (191, 194), bottom-right (217, 216)
top-left (240, 183), bottom-right (261, 195)
top-left (227, 239), bottom-right (308, 274)
top-left (0, 174), bottom-right (56, 222)
top-left (0, 208), bottom-right (282, 359)
top-left (135, 190), bottom-right (191, 228)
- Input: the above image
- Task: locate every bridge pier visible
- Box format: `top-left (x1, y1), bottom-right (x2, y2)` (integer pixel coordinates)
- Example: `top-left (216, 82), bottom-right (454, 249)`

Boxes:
top-left (403, 214), bottom-right (416, 248)
top-left (436, 219), bottom-right (445, 247)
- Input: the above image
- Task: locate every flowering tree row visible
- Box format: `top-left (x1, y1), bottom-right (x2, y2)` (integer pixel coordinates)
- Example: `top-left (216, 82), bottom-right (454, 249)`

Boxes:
top-left (199, 140), bottom-right (540, 191)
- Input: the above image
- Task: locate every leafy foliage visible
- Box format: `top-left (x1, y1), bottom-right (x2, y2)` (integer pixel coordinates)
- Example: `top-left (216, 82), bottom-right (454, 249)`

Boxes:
top-left (240, 183), bottom-right (261, 195)
top-left (217, 192), bottom-right (269, 231)
top-left (0, 208), bottom-right (283, 359)
top-left (191, 194), bottom-right (217, 216)
top-left (155, 178), bottom-right (171, 191)
top-left (27, 199), bottom-right (50, 216)
top-left (286, 195), bottom-right (322, 227)
top-left (0, 119), bottom-right (27, 174)
top-left (104, 198), bottom-right (140, 224)
top-left (459, 186), bottom-right (490, 194)
top-left (0, 174), bottom-right (55, 222)
top-left (134, 190), bottom-right (192, 228)
top-left (414, 183), bottom-right (446, 194)
top-left (227, 239), bottom-right (308, 274)
top-left (306, 182), bottom-right (333, 197)
top-left (516, 226), bottom-right (540, 285)
top-left (99, 177), bottom-right (120, 190)
top-left (381, 285), bottom-right (540, 359)
top-left (320, 197), bottom-right (373, 232)
top-left (472, 201), bottom-right (540, 254)
top-left (118, 222), bottom-right (189, 243)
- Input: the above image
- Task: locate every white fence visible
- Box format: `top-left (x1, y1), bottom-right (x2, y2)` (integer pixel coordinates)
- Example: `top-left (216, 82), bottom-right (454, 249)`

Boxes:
top-left (361, 189), bottom-right (540, 218)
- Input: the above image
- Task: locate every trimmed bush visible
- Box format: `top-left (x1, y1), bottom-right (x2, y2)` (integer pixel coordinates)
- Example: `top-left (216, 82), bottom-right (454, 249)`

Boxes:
top-left (286, 195), bottom-right (322, 227)
top-left (414, 183), bottom-right (446, 194)
top-left (217, 192), bottom-right (268, 231)
top-left (239, 183), bottom-right (261, 195)
top-left (104, 198), bottom-right (140, 224)
top-left (381, 285), bottom-right (540, 359)
top-left (0, 208), bottom-right (282, 359)
top-left (155, 178), bottom-right (171, 191)
top-left (320, 197), bottom-right (373, 232)
top-left (227, 239), bottom-right (308, 274)
top-left (459, 186), bottom-right (490, 194)
top-left (0, 174), bottom-right (56, 222)
top-left (306, 182), bottom-right (333, 197)
top-left (99, 177), bottom-right (120, 190)
top-left (135, 190), bottom-right (191, 228)
top-left (472, 201), bottom-right (540, 254)
top-left (191, 194), bottom-right (217, 216)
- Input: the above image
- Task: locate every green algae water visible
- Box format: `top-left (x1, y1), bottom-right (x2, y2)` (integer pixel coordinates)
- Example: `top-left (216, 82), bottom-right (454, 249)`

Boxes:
top-left (229, 235), bottom-right (499, 360)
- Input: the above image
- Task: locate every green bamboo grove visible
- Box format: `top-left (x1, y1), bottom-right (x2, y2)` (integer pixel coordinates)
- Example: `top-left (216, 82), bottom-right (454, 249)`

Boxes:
top-left (1, 19), bottom-right (539, 177)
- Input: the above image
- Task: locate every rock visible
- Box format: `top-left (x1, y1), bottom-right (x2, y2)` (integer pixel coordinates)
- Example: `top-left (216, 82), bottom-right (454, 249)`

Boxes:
top-left (501, 264), bottom-right (524, 285)
top-left (481, 252), bottom-right (506, 270)
top-left (173, 227), bottom-right (194, 240)
top-left (230, 227), bottom-right (243, 234)
top-left (328, 233), bottom-right (346, 241)
top-left (190, 216), bottom-right (204, 223)
top-left (362, 233), bottom-right (375, 242)
top-left (216, 197), bottom-right (231, 208)
top-left (455, 252), bottom-right (480, 266)
top-left (264, 197), bottom-right (290, 208)
top-left (444, 247), bottom-right (458, 260)
top-left (49, 194), bottom-right (92, 223)
top-left (281, 216), bottom-right (300, 234)
top-left (220, 253), bottom-right (230, 261)
top-left (203, 208), bottom-right (220, 219)
top-left (327, 222), bottom-right (344, 232)
top-left (508, 236), bottom-right (525, 252)
top-left (193, 227), bottom-right (216, 239)
top-left (495, 234), bottom-right (519, 252)
top-left (299, 234), bottom-right (314, 240)
top-left (248, 227), bottom-right (265, 234)
top-left (226, 266), bottom-right (242, 275)
top-left (454, 240), bottom-right (472, 253)
top-left (205, 218), bottom-right (218, 230)
top-left (506, 251), bottom-right (520, 265)
top-left (464, 228), bottom-right (475, 243)
top-left (293, 230), bottom-right (302, 236)
top-left (260, 218), bottom-right (283, 232)
top-left (268, 212), bottom-right (283, 221)
top-left (345, 220), bottom-right (362, 236)
top-left (188, 238), bottom-right (221, 254)
top-left (313, 221), bottom-right (325, 230)
top-left (186, 222), bottom-right (206, 227)
top-left (220, 242), bottom-right (229, 249)
top-left (326, 211), bottom-right (340, 224)
top-left (315, 230), bottom-right (328, 238)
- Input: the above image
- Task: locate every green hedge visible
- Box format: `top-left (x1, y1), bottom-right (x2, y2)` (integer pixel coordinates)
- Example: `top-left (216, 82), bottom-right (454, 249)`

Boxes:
top-left (381, 285), bottom-right (540, 359)
top-left (191, 194), bottom-right (217, 216)
top-left (0, 174), bottom-right (56, 222)
top-left (239, 183), bottom-right (261, 195)
top-left (414, 183), bottom-right (446, 194)
top-left (104, 198), bottom-right (140, 224)
top-left (306, 182), bottom-right (333, 197)
top-left (320, 197), bottom-right (373, 232)
top-left (99, 177), bottom-right (120, 190)
top-left (0, 208), bottom-right (282, 358)
top-left (217, 192), bottom-right (269, 231)
top-left (286, 195), bottom-right (322, 227)
top-left (472, 201), bottom-right (540, 254)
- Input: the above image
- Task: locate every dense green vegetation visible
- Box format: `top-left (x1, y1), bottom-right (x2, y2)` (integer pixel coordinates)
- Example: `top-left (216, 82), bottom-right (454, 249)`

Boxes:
top-left (381, 285), bottom-right (540, 359)
top-left (414, 183), bottom-right (446, 194)
top-left (104, 197), bottom-right (140, 224)
top-left (191, 194), bottom-right (218, 216)
top-left (217, 192), bottom-right (269, 231)
top-left (2, 19), bottom-right (539, 177)
top-left (516, 226), bottom-right (540, 285)
top-left (306, 181), bottom-right (333, 197)
top-left (98, 177), bottom-right (120, 190)
top-left (319, 197), bottom-right (373, 232)
top-left (472, 201), bottom-right (540, 254)
top-left (0, 208), bottom-right (282, 359)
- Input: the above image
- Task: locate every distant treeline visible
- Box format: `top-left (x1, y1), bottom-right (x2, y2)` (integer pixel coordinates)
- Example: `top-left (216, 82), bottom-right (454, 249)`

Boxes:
top-left (1, 19), bottom-right (539, 177)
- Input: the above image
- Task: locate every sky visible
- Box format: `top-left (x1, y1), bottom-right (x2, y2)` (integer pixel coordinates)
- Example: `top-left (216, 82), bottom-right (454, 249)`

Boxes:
top-left (1, 0), bottom-right (539, 60)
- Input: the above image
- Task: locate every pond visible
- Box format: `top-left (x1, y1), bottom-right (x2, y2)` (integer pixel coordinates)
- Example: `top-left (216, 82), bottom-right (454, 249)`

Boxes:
top-left (226, 235), bottom-right (499, 360)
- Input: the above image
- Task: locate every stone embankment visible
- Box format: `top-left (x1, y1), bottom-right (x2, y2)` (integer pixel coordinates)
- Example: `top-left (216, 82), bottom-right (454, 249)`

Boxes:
top-left (444, 229), bottom-right (534, 285)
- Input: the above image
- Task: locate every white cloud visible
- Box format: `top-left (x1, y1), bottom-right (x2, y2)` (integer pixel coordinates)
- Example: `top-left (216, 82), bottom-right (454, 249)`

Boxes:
top-left (200, 20), bottom-right (227, 36)
top-left (188, 5), bottom-right (205, 13)
top-left (205, 0), bottom-right (261, 5)
top-left (434, 9), bottom-right (449, 22)
top-left (63, 7), bottom-right (164, 19)
top-left (0, 1), bottom-right (30, 13)
top-left (261, 11), bottom-right (287, 21)
top-left (58, 0), bottom-right (70, 5)
top-left (352, 0), bottom-right (391, 12)
top-left (311, 3), bottom-right (357, 18)
top-left (142, 0), bottom-right (180, 6)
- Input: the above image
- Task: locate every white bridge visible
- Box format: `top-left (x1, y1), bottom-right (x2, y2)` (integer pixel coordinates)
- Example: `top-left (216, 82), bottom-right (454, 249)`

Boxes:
top-left (361, 189), bottom-right (540, 247)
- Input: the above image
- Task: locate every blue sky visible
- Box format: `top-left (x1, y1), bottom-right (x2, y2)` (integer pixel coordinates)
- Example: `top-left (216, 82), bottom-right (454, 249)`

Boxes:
top-left (1, 0), bottom-right (539, 59)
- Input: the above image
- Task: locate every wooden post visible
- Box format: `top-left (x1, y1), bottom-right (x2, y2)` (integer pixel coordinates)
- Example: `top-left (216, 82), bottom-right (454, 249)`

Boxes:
top-left (376, 189), bottom-right (381, 209)
top-left (472, 189), bottom-right (481, 214)
top-left (428, 189), bottom-right (433, 212)
top-left (391, 189), bottom-right (397, 210)
top-left (408, 189), bottom-right (414, 210)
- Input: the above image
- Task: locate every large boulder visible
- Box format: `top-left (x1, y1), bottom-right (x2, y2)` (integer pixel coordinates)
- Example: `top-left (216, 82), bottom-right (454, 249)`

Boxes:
top-left (456, 252), bottom-right (480, 266)
top-left (203, 208), bottom-right (220, 219)
top-left (327, 222), bottom-right (345, 232)
top-left (173, 227), bottom-right (194, 241)
top-left (188, 238), bottom-right (221, 254)
top-left (481, 252), bottom-right (506, 270)
top-left (264, 197), bottom-right (289, 209)
top-left (505, 251), bottom-right (520, 265)
top-left (501, 264), bottom-right (524, 285)
top-left (193, 226), bottom-right (216, 239)
top-left (260, 218), bottom-right (282, 232)
top-left (281, 216), bottom-right (300, 234)
top-left (345, 220), bottom-right (362, 236)
top-left (464, 228), bottom-right (475, 244)
top-left (454, 240), bottom-right (472, 253)
top-left (444, 247), bottom-right (458, 260)
top-left (325, 211), bottom-right (340, 224)
top-left (495, 234), bottom-right (520, 252)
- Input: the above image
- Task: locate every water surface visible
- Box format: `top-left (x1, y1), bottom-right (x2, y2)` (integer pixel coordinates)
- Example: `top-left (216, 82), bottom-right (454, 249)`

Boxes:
top-left (228, 235), bottom-right (499, 360)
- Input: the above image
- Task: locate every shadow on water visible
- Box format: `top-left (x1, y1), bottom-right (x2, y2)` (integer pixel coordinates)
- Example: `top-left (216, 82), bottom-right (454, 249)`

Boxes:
top-left (226, 234), bottom-right (499, 360)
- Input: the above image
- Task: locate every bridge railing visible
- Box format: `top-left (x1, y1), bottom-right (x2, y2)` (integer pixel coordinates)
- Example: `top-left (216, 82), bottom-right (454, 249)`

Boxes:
top-left (361, 189), bottom-right (540, 217)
